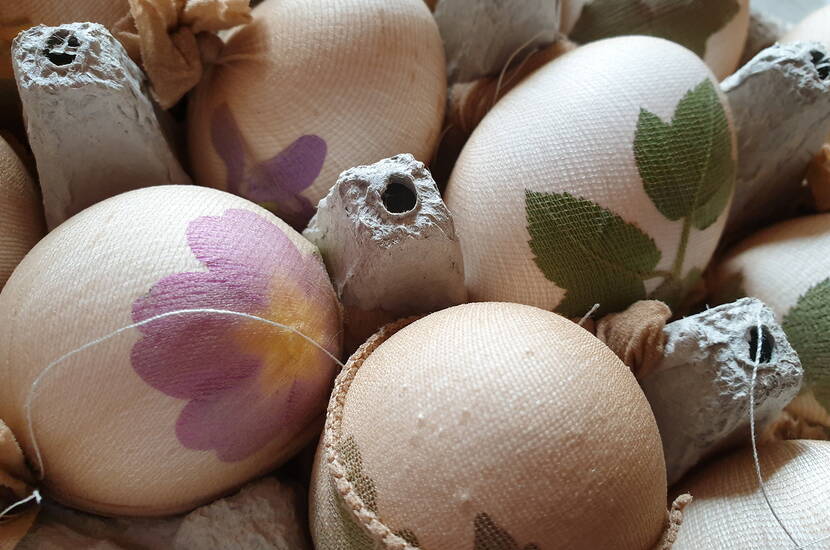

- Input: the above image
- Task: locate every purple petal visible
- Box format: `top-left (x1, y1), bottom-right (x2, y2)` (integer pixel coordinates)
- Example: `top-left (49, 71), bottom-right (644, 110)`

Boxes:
top-left (249, 135), bottom-right (327, 199)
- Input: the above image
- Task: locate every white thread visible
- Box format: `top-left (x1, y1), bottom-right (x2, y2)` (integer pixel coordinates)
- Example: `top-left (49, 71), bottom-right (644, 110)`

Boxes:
top-left (24, 309), bottom-right (346, 481)
top-left (577, 303), bottom-right (600, 327)
top-left (492, 29), bottom-right (557, 109)
top-left (0, 489), bottom-right (41, 521)
top-left (748, 312), bottom-right (800, 548)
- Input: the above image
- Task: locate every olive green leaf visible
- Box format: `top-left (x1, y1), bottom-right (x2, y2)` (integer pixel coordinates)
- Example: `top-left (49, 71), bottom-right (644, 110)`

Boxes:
top-left (782, 278), bottom-right (830, 411)
top-left (474, 513), bottom-right (540, 550)
top-left (571, 0), bottom-right (740, 57)
top-left (634, 79), bottom-right (735, 231)
top-left (649, 267), bottom-right (702, 311)
top-left (526, 190), bottom-right (662, 317)
top-left (333, 435), bottom-right (421, 549)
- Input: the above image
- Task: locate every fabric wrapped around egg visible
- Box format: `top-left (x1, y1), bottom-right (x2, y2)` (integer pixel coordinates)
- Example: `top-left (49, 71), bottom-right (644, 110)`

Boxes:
top-left (0, 135), bottom-right (44, 289)
top-left (561, 0), bottom-right (750, 80)
top-left (673, 440), bottom-right (830, 548)
top-left (445, 36), bottom-right (736, 318)
top-left (713, 213), bottom-right (830, 431)
top-left (187, 0), bottom-right (447, 230)
top-left (0, 186), bottom-right (341, 516)
top-left (310, 302), bottom-right (678, 550)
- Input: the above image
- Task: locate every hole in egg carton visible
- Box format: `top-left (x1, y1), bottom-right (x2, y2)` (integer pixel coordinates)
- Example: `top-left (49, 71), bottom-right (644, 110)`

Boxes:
top-left (381, 173), bottom-right (418, 214)
top-left (748, 324), bottom-right (775, 364)
top-left (809, 49), bottom-right (830, 80)
top-left (42, 29), bottom-right (80, 66)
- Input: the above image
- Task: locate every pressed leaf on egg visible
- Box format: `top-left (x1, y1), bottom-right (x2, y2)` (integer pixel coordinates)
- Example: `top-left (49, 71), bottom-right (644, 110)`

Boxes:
top-left (526, 190), bottom-right (661, 317)
top-left (782, 278), bottom-right (830, 411)
top-left (634, 79), bottom-right (735, 231)
top-left (571, 0), bottom-right (740, 57)
top-left (474, 513), bottom-right (540, 550)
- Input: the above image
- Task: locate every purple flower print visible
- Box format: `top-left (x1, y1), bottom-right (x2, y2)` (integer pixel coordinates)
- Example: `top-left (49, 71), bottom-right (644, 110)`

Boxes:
top-left (211, 103), bottom-right (326, 230)
top-left (131, 209), bottom-right (339, 462)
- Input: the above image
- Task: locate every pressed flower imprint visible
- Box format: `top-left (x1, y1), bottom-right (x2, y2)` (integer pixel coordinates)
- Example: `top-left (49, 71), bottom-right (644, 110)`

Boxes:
top-left (131, 208), bottom-right (339, 462)
top-left (211, 103), bottom-right (327, 229)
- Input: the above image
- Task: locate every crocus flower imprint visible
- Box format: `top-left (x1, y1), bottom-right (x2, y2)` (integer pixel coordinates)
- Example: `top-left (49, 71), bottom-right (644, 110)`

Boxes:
top-left (211, 103), bottom-right (327, 230)
top-left (131, 209), bottom-right (339, 462)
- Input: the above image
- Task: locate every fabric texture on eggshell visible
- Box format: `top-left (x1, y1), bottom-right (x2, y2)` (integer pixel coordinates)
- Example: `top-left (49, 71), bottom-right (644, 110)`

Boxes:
top-left (673, 440), bottom-right (830, 548)
top-left (567, 0), bottom-right (750, 80)
top-left (713, 214), bottom-right (830, 425)
top-left (0, 186), bottom-right (341, 517)
top-left (0, 136), bottom-right (44, 290)
top-left (187, 0), bottom-right (446, 230)
top-left (446, 36), bottom-right (736, 318)
top-left (310, 303), bottom-right (672, 550)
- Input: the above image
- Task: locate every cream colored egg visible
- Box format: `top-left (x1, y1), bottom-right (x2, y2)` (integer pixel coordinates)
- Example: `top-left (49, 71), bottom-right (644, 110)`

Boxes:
top-left (565, 0), bottom-right (750, 79)
top-left (674, 440), bottom-right (830, 548)
top-left (713, 213), bottom-right (830, 426)
top-left (445, 36), bottom-right (736, 317)
top-left (0, 186), bottom-right (341, 516)
top-left (310, 302), bottom-right (669, 550)
top-left (187, 0), bottom-right (446, 230)
top-left (783, 5), bottom-right (830, 48)
top-left (0, 135), bottom-right (44, 289)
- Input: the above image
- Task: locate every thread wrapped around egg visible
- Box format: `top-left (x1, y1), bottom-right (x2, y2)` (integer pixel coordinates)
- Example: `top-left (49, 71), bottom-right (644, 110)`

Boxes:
top-left (310, 302), bottom-right (672, 550)
top-left (713, 213), bottom-right (830, 427)
top-left (673, 440), bottom-right (830, 548)
top-left (562, 0), bottom-right (750, 80)
top-left (0, 186), bottom-right (341, 516)
top-left (0, 135), bottom-right (44, 289)
top-left (187, 0), bottom-right (446, 229)
top-left (445, 36), bottom-right (736, 317)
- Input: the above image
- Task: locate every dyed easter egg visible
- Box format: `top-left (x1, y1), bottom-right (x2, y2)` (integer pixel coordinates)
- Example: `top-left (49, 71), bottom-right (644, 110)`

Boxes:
top-left (674, 440), bottom-right (830, 548)
top-left (310, 302), bottom-right (670, 550)
top-left (0, 135), bottom-right (44, 288)
top-left (445, 36), bottom-right (736, 317)
top-left (713, 214), bottom-right (830, 428)
top-left (563, 0), bottom-right (750, 79)
top-left (0, 186), bottom-right (341, 516)
top-left (187, 0), bottom-right (446, 230)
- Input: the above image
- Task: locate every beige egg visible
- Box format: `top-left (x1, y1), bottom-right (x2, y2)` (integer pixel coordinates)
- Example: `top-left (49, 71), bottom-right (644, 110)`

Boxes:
top-left (0, 186), bottom-right (341, 516)
top-left (310, 302), bottom-right (669, 550)
top-left (0, 135), bottom-right (44, 289)
top-left (445, 36), bottom-right (736, 318)
top-left (783, 5), bottom-right (830, 48)
top-left (564, 0), bottom-right (750, 79)
top-left (187, 0), bottom-right (446, 230)
top-left (713, 213), bottom-right (830, 428)
top-left (674, 440), bottom-right (830, 548)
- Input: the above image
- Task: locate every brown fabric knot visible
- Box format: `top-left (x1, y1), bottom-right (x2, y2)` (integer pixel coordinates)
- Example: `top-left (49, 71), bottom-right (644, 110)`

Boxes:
top-left (114, 0), bottom-right (251, 109)
top-left (0, 420), bottom-right (38, 550)
top-left (595, 300), bottom-right (672, 379)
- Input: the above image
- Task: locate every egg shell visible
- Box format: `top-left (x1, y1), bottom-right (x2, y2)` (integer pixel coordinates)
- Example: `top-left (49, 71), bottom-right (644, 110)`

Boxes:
top-left (310, 302), bottom-right (668, 550)
top-left (673, 440), bottom-right (830, 548)
top-left (565, 0), bottom-right (750, 80)
top-left (713, 213), bottom-right (830, 422)
top-left (0, 186), bottom-right (342, 516)
top-left (445, 36), bottom-right (736, 317)
top-left (0, 135), bottom-right (44, 289)
top-left (187, 0), bottom-right (446, 230)
top-left (782, 5), bottom-right (830, 47)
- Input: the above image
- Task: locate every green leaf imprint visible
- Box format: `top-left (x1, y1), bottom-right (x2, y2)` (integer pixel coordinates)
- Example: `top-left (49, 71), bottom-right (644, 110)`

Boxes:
top-left (571, 0), bottom-right (740, 57)
top-left (333, 435), bottom-right (421, 549)
top-left (782, 278), bottom-right (830, 411)
top-left (474, 513), bottom-right (540, 550)
top-left (649, 267), bottom-right (702, 310)
top-left (634, 79), bottom-right (735, 231)
top-left (526, 190), bottom-right (662, 317)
